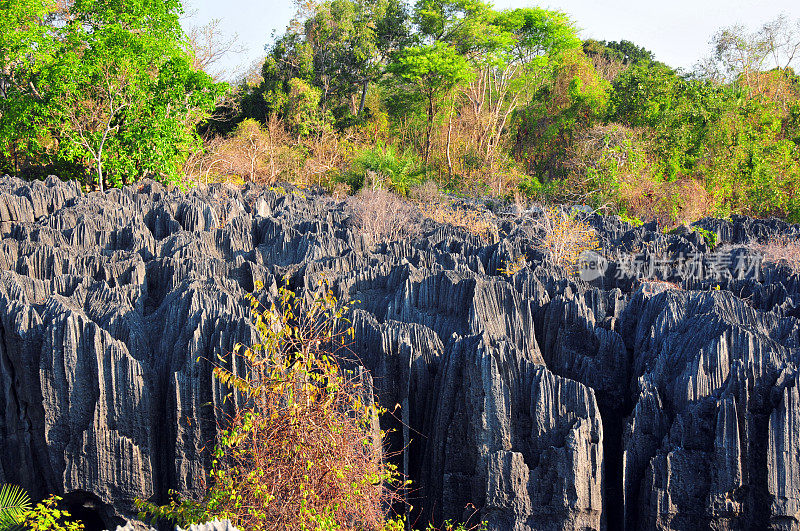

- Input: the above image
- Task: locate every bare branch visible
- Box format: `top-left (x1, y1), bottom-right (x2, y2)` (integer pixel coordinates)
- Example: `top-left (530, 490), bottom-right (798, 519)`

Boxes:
top-left (186, 17), bottom-right (245, 80)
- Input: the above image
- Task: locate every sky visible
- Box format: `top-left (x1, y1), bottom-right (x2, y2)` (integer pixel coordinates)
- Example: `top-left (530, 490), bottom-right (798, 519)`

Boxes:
top-left (185, 0), bottom-right (800, 80)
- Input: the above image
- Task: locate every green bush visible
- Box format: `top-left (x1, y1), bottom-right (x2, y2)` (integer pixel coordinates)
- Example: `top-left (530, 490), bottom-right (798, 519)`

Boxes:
top-left (345, 143), bottom-right (425, 196)
top-left (693, 227), bottom-right (718, 249)
top-left (0, 486), bottom-right (83, 531)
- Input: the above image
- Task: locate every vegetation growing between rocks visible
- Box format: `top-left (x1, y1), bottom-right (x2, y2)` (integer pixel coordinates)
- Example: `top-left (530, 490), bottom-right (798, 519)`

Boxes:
top-left (527, 207), bottom-right (601, 271)
top-left (137, 281), bottom-right (403, 530)
top-left (135, 280), bottom-right (488, 530)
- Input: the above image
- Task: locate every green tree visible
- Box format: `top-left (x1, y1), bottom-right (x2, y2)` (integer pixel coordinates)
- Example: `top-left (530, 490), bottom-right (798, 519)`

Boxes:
top-left (387, 42), bottom-right (473, 165)
top-left (257, 0), bottom-right (410, 128)
top-left (0, 0), bottom-right (225, 189)
top-left (512, 48), bottom-right (609, 179)
top-left (413, 0), bottom-right (492, 54)
top-left (609, 62), bottom-right (680, 128)
top-left (466, 7), bottom-right (580, 165)
top-left (609, 63), bottom-right (729, 177)
top-left (583, 39), bottom-right (655, 65)
top-left (0, 0), bottom-right (60, 174)
top-left (284, 77), bottom-right (328, 138)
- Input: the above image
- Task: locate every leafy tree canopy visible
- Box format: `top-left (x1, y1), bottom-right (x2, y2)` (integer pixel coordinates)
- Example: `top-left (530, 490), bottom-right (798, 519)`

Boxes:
top-left (0, 0), bottom-right (226, 189)
top-left (583, 38), bottom-right (656, 67)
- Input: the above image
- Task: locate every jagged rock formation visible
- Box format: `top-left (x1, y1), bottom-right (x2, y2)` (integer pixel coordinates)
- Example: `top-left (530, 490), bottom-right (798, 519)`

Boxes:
top-left (176, 521), bottom-right (239, 531)
top-left (0, 175), bottom-right (798, 530)
top-left (114, 519), bottom-right (239, 531)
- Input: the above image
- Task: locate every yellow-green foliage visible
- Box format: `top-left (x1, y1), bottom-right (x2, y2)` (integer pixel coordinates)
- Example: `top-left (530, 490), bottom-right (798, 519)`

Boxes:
top-left (693, 227), bottom-right (718, 249)
top-left (17, 497), bottom-right (84, 531)
top-left (138, 281), bottom-right (400, 531)
top-left (418, 200), bottom-right (498, 242)
top-left (385, 516), bottom-right (487, 531)
top-left (0, 487), bottom-right (83, 531)
top-left (533, 208), bottom-right (601, 272)
top-left (498, 255), bottom-right (527, 276)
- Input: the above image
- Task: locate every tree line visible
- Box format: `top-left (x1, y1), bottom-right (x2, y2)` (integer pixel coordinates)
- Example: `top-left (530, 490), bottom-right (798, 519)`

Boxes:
top-left (2, 0), bottom-right (799, 223)
top-left (0, 0), bottom-right (224, 191)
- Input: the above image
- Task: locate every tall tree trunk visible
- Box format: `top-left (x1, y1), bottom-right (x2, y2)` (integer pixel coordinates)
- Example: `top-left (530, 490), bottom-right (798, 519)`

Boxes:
top-left (424, 97), bottom-right (434, 166)
top-left (358, 79), bottom-right (369, 115)
top-left (97, 158), bottom-right (104, 193)
top-left (446, 102), bottom-right (453, 178)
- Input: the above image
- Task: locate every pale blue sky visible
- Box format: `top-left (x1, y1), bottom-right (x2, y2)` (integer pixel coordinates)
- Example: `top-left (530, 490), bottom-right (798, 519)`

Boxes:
top-left (185, 0), bottom-right (800, 79)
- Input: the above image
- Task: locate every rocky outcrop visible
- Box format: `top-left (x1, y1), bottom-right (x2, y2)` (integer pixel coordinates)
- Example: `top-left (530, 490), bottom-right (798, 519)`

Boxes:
top-left (617, 287), bottom-right (800, 529)
top-left (176, 521), bottom-right (239, 531)
top-left (114, 519), bottom-right (239, 531)
top-left (0, 175), bottom-right (798, 530)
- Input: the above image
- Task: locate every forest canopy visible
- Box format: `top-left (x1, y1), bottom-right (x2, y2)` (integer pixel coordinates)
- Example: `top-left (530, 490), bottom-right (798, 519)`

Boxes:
top-left (0, 0), bottom-right (225, 190)
top-left (2, 0), bottom-right (799, 223)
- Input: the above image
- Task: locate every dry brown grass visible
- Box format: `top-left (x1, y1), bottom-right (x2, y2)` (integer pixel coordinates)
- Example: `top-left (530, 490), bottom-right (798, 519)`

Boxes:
top-left (348, 189), bottom-right (420, 244)
top-left (418, 200), bottom-right (498, 242)
top-left (750, 235), bottom-right (800, 272)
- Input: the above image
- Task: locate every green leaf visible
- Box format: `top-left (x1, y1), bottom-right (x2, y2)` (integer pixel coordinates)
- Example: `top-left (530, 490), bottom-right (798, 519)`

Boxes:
top-left (0, 484), bottom-right (31, 530)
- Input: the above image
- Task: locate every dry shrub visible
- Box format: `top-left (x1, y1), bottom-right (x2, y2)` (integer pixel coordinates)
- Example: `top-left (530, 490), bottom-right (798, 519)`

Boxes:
top-left (184, 115), bottom-right (371, 191)
top-left (498, 255), bottom-right (527, 276)
top-left (349, 189), bottom-right (420, 243)
top-left (224, 117), bottom-right (295, 184)
top-left (182, 134), bottom-right (231, 185)
top-left (423, 106), bottom-right (526, 197)
top-left (622, 178), bottom-right (713, 228)
top-left (184, 116), bottom-right (299, 186)
top-left (418, 200), bottom-right (498, 242)
top-left (139, 282), bottom-right (399, 530)
top-left (750, 235), bottom-right (800, 272)
top-left (527, 207), bottom-right (601, 272)
top-left (409, 181), bottom-right (441, 204)
top-left (329, 181), bottom-right (351, 199)
top-left (672, 179), bottom-right (714, 224)
top-left (586, 51), bottom-right (628, 83)
top-left (559, 125), bottom-right (713, 226)
top-left (636, 278), bottom-right (683, 291)
top-left (744, 70), bottom-right (800, 111)
top-left (302, 129), bottom-right (348, 187)
top-left (565, 124), bottom-right (644, 173)
top-left (557, 124), bottom-right (651, 211)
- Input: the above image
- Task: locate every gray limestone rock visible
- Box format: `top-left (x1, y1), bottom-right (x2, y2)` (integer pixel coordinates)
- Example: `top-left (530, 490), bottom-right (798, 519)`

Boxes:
top-left (0, 175), bottom-right (798, 530)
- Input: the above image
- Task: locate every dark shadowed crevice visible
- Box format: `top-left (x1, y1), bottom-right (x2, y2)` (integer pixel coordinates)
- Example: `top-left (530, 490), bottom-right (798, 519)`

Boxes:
top-left (61, 490), bottom-right (122, 531)
top-left (597, 397), bottom-right (625, 531)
